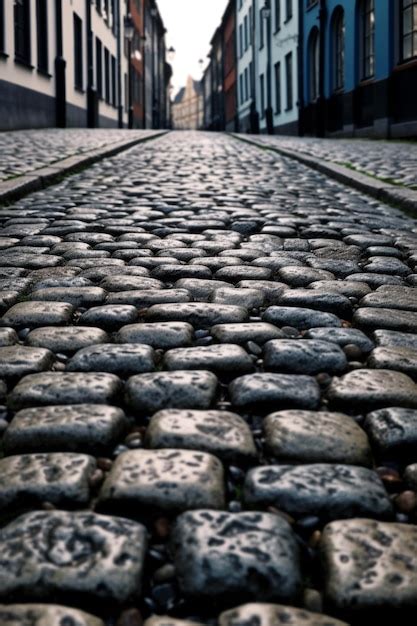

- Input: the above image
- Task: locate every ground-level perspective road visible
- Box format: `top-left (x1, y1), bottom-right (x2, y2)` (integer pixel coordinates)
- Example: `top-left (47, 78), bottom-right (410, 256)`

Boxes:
top-left (0, 131), bottom-right (417, 626)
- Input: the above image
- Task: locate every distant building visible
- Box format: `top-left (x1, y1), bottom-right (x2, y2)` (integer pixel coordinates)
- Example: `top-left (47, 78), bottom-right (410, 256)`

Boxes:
top-left (172, 75), bottom-right (203, 130)
top-left (236, 0), bottom-right (257, 133)
top-left (0, 0), bottom-right (170, 130)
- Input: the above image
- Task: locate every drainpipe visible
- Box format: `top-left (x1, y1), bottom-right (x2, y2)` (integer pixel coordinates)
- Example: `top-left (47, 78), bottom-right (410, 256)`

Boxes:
top-left (249, 0), bottom-right (259, 133)
top-left (86, 0), bottom-right (97, 127)
top-left (264, 0), bottom-right (273, 134)
top-left (297, 0), bottom-right (304, 136)
top-left (317, 0), bottom-right (327, 137)
top-left (116, 0), bottom-right (123, 127)
top-left (54, 0), bottom-right (66, 127)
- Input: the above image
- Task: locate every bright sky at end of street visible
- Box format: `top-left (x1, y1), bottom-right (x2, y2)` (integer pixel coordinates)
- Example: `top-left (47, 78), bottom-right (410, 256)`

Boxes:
top-left (157, 0), bottom-right (228, 96)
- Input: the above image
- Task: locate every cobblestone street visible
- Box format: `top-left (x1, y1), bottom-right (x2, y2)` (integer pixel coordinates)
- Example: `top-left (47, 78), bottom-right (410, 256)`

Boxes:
top-left (1, 131), bottom-right (417, 626)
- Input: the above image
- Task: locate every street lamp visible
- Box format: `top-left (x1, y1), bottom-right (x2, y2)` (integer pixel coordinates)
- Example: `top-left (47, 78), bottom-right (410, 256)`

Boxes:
top-left (262, 0), bottom-right (274, 134)
top-left (124, 13), bottom-right (134, 129)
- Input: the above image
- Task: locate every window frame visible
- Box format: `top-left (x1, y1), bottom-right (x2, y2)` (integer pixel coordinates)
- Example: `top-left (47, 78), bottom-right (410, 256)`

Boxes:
top-left (14, 0), bottom-right (31, 66)
top-left (36, 0), bottom-right (49, 74)
top-left (260, 72), bottom-right (265, 117)
top-left (285, 51), bottom-right (293, 110)
top-left (274, 60), bottom-right (281, 114)
top-left (104, 47), bottom-right (110, 103)
top-left (73, 12), bottom-right (83, 91)
top-left (0, 0), bottom-right (5, 54)
top-left (274, 0), bottom-right (280, 32)
top-left (360, 0), bottom-right (375, 80)
top-left (309, 28), bottom-right (320, 102)
top-left (259, 9), bottom-right (264, 49)
top-left (333, 9), bottom-right (345, 92)
top-left (401, 0), bottom-right (417, 61)
top-left (285, 0), bottom-right (293, 22)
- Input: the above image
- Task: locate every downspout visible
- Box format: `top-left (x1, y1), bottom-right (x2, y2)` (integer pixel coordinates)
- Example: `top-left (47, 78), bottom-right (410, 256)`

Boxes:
top-left (54, 0), bottom-right (66, 127)
top-left (318, 0), bottom-right (327, 137)
top-left (86, 0), bottom-right (97, 127)
top-left (142, 3), bottom-right (146, 128)
top-left (250, 0), bottom-right (259, 133)
top-left (117, 0), bottom-right (123, 127)
top-left (297, 0), bottom-right (304, 136)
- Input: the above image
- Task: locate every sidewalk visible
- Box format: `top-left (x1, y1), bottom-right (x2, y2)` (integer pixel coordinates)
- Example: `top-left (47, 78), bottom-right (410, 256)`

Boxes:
top-left (0, 129), bottom-right (166, 203)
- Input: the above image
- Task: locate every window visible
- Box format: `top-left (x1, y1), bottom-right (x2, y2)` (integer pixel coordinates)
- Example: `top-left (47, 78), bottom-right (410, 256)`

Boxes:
top-left (259, 10), bottom-right (264, 48)
top-left (333, 9), bottom-right (345, 90)
top-left (274, 61), bottom-right (281, 113)
top-left (96, 0), bottom-right (101, 13)
top-left (249, 6), bottom-right (253, 43)
top-left (307, 0), bottom-right (318, 7)
top-left (124, 72), bottom-right (128, 112)
top-left (36, 0), bottom-right (48, 73)
top-left (239, 24), bottom-right (243, 56)
top-left (274, 0), bottom-right (280, 31)
top-left (244, 66), bottom-right (249, 100)
top-left (111, 55), bottom-right (116, 106)
top-left (104, 47), bottom-right (110, 103)
top-left (0, 0), bottom-right (5, 53)
top-left (96, 38), bottom-right (103, 98)
top-left (361, 0), bottom-right (375, 78)
top-left (249, 61), bottom-right (253, 96)
top-left (244, 15), bottom-right (248, 50)
top-left (402, 0), bottom-right (417, 60)
top-left (14, 0), bottom-right (31, 65)
top-left (285, 51), bottom-right (293, 109)
top-left (73, 13), bottom-right (83, 90)
top-left (240, 74), bottom-right (244, 104)
top-left (309, 28), bottom-right (319, 101)
top-left (260, 73), bottom-right (265, 117)
top-left (286, 0), bottom-right (293, 21)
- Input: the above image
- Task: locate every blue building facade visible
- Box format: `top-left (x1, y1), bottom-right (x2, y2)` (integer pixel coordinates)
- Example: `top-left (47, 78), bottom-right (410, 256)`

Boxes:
top-left (301, 0), bottom-right (417, 138)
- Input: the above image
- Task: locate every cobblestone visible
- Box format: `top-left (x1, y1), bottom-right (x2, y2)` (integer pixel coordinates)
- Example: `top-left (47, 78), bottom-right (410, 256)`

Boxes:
top-left (0, 131), bottom-right (417, 623)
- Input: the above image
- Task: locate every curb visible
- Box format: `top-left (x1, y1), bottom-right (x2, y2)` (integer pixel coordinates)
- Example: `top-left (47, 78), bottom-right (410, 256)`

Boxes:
top-left (0, 131), bottom-right (168, 205)
top-left (232, 133), bottom-right (417, 217)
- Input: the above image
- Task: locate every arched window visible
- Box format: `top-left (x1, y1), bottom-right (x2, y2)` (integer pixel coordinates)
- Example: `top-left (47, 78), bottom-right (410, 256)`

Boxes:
top-left (402, 0), bottom-right (417, 61)
top-left (309, 28), bottom-right (320, 102)
top-left (333, 8), bottom-right (345, 91)
top-left (360, 0), bottom-right (375, 78)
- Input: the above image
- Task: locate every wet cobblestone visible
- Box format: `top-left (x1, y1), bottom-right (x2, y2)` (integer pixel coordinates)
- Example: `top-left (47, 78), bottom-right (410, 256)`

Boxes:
top-left (0, 131), bottom-right (417, 624)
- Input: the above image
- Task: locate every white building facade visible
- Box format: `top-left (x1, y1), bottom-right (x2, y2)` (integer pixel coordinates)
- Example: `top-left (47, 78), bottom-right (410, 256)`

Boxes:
top-left (236, 0), bottom-right (299, 135)
top-left (0, 0), bottom-right (129, 130)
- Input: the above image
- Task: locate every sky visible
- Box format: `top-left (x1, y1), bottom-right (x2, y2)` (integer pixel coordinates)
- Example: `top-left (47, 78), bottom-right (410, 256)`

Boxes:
top-left (157, 0), bottom-right (228, 95)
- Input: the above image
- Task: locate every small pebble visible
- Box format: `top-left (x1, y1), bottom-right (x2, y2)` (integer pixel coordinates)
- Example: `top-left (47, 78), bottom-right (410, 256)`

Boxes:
top-left (116, 608), bottom-right (143, 626)
top-left (395, 491), bottom-right (417, 514)
top-left (154, 517), bottom-right (171, 540)
top-left (153, 563), bottom-right (176, 583)
top-left (97, 457), bottom-right (113, 472)
top-left (343, 344), bottom-right (363, 360)
top-left (89, 468), bottom-right (104, 489)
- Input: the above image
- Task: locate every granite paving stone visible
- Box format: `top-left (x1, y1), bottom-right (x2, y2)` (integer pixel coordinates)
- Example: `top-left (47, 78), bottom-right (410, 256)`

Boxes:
top-left (276, 290), bottom-right (352, 318)
top-left (0, 345), bottom-right (55, 378)
top-left (162, 344), bottom-right (254, 376)
top-left (264, 410), bottom-right (372, 465)
top-left (218, 603), bottom-right (349, 626)
top-left (3, 404), bottom-right (129, 455)
top-left (244, 464), bottom-right (392, 521)
top-left (79, 305), bottom-right (139, 329)
top-left (364, 407), bottom-right (417, 460)
top-left (327, 369), bottom-right (417, 410)
top-left (367, 346), bottom-right (417, 378)
top-left (304, 327), bottom-right (374, 353)
top-left (144, 303), bottom-right (249, 328)
top-left (8, 372), bottom-right (122, 409)
top-left (145, 409), bottom-right (256, 462)
top-left (353, 307), bottom-right (417, 333)
top-left (211, 322), bottom-right (283, 345)
top-left (67, 343), bottom-right (155, 376)
top-left (172, 510), bottom-right (302, 602)
top-left (263, 306), bottom-right (341, 330)
top-left (373, 329), bottom-right (417, 349)
top-left (0, 327), bottom-right (18, 346)
top-left (321, 519), bottom-right (417, 614)
top-left (1, 301), bottom-right (74, 327)
top-left (125, 371), bottom-right (218, 413)
top-left (26, 326), bottom-right (109, 354)
top-left (229, 373), bottom-right (321, 409)
top-left (0, 452), bottom-right (96, 510)
top-left (263, 339), bottom-right (347, 375)
top-left (0, 510), bottom-right (147, 605)
top-left (116, 322), bottom-right (194, 349)
top-left (98, 448), bottom-right (225, 515)
top-left (0, 604), bottom-right (105, 626)
top-left (404, 464), bottom-right (417, 489)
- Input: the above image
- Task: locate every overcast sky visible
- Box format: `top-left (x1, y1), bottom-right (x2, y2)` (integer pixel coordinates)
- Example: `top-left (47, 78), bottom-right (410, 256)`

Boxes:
top-left (157, 0), bottom-right (228, 95)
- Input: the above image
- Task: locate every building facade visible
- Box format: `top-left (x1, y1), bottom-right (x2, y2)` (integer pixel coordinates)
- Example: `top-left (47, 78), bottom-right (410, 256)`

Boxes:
top-left (302, 0), bottom-right (417, 138)
top-left (0, 0), bottom-right (170, 130)
top-left (130, 0), bottom-right (171, 129)
top-left (172, 75), bottom-right (203, 130)
top-left (236, 0), bottom-right (257, 133)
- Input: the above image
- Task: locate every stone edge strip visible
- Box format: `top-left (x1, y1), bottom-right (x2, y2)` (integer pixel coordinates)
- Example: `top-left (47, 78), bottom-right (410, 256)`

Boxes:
top-left (232, 133), bottom-right (417, 217)
top-left (0, 131), bottom-right (169, 205)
